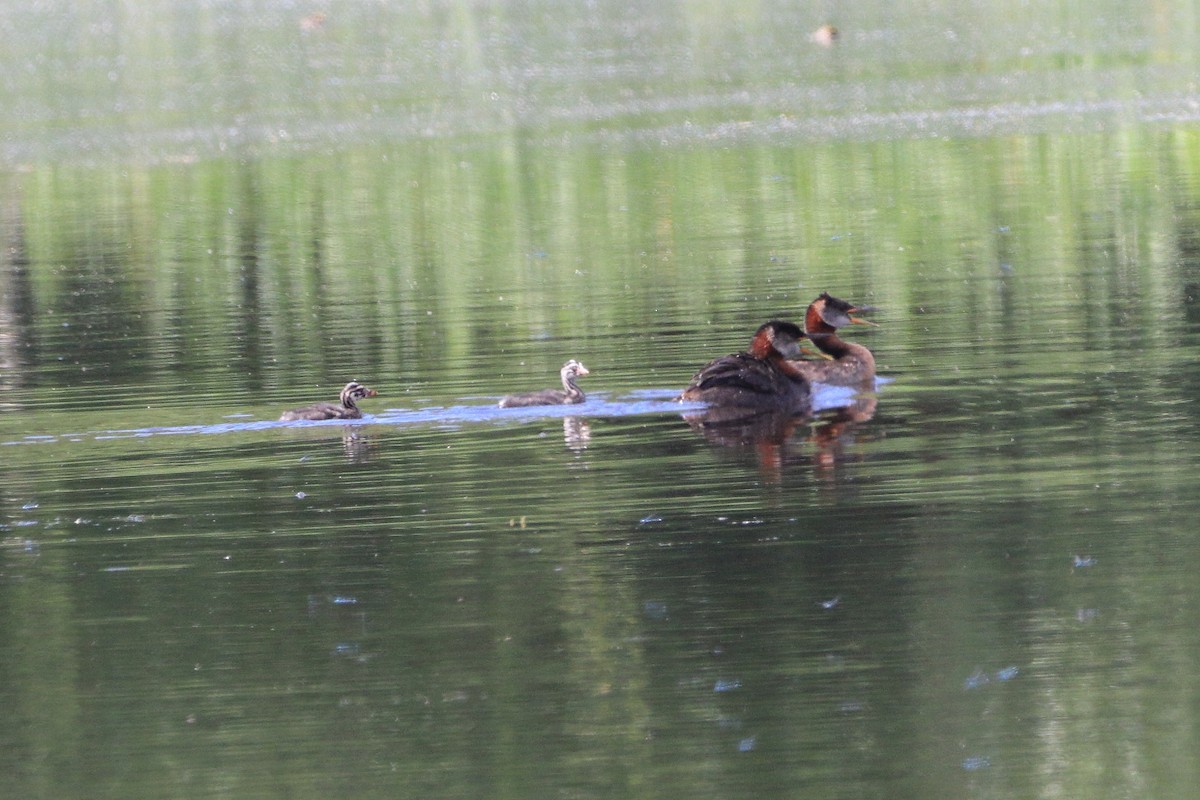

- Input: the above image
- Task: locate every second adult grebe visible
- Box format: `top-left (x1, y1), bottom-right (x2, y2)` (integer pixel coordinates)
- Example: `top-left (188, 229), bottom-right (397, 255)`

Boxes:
top-left (678, 320), bottom-right (812, 413)
top-left (791, 292), bottom-right (877, 385)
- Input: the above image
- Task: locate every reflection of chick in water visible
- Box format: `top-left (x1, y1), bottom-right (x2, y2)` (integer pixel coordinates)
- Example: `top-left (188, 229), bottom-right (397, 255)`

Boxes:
top-left (339, 430), bottom-right (378, 463)
top-left (562, 416), bottom-right (591, 452)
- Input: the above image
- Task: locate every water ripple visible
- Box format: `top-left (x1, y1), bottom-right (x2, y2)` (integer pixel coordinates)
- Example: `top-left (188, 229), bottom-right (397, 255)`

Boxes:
top-left (1, 382), bottom-right (885, 446)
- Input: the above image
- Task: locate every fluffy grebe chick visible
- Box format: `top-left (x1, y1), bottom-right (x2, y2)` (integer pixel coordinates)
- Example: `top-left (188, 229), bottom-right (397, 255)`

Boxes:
top-left (791, 292), bottom-right (877, 386)
top-left (280, 381), bottom-right (379, 421)
top-left (678, 320), bottom-right (812, 412)
top-left (499, 359), bottom-right (590, 408)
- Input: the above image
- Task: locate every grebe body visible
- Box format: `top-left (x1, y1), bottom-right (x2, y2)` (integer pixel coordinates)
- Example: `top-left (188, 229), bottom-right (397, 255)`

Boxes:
top-left (679, 320), bottom-right (812, 413)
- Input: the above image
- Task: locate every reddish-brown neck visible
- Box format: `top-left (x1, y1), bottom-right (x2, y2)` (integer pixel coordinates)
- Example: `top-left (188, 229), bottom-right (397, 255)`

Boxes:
top-left (809, 330), bottom-right (856, 359)
top-left (803, 301), bottom-right (829, 335)
top-left (749, 327), bottom-right (775, 359)
top-left (804, 302), bottom-right (854, 359)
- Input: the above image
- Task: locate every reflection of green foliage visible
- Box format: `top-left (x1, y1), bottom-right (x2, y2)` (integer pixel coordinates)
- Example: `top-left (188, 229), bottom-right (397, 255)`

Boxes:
top-left (6, 126), bottom-right (1198, 409)
top-left (2, 0), bottom-right (1195, 416)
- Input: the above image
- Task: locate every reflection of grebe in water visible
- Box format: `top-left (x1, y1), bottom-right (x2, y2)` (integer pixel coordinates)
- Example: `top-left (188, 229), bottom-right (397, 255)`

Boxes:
top-left (280, 381), bottom-right (379, 421)
top-left (790, 293), bottom-right (877, 386)
top-left (678, 320), bottom-right (812, 415)
top-left (499, 360), bottom-right (590, 408)
top-left (685, 398), bottom-right (878, 482)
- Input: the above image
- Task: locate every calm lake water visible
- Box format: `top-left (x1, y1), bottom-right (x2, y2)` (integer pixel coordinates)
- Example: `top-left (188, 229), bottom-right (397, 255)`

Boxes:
top-left (3, 1), bottom-right (1200, 798)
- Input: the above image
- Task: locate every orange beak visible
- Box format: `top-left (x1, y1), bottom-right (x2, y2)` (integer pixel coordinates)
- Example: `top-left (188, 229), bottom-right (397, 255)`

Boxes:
top-left (846, 303), bottom-right (879, 326)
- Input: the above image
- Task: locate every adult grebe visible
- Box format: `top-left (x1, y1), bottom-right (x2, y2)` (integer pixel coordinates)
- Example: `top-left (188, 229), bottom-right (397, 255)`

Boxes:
top-left (678, 320), bottom-right (812, 413)
top-left (499, 359), bottom-right (590, 408)
top-left (791, 292), bottom-right (877, 385)
top-left (280, 381), bottom-right (379, 421)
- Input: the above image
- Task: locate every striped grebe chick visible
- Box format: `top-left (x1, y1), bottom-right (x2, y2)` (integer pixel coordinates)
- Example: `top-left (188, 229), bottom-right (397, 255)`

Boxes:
top-left (499, 360), bottom-right (590, 408)
top-left (280, 381), bottom-right (378, 421)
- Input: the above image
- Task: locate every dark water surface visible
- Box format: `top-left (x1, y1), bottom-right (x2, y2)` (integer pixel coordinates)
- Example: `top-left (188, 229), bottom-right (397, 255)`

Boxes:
top-left (4, 1), bottom-right (1200, 798)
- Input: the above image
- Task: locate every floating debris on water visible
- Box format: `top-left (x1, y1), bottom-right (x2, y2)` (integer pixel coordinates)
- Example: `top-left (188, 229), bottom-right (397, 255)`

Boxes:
top-left (965, 666), bottom-right (1020, 689)
top-left (643, 601), bottom-right (669, 620)
top-left (809, 24), bottom-right (839, 46)
top-left (963, 669), bottom-right (990, 690)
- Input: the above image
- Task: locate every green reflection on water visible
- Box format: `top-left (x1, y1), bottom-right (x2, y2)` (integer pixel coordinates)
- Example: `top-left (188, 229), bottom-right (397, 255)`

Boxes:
top-left (4, 0), bottom-right (1200, 798)
top-left (5, 127), bottom-right (1200, 407)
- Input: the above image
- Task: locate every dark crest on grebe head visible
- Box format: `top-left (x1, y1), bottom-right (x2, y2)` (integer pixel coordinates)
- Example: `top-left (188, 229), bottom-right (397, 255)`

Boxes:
top-left (751, 320), bottom-right (805, 360)
top-left (815, 293), bottom-right (858, 328)
top-left (757, 320), bottom-right (804, 341)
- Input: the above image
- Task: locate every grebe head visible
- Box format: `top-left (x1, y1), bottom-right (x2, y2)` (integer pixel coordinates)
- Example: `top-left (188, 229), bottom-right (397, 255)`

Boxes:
top-left (562, 359), bottom-right (590, 379)
top-left (808, 293), bottom-right (878, 333)
top-left (341, 381), bottom-right (379, 405)
top-left (750, 320), bottom-right (806, 359)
